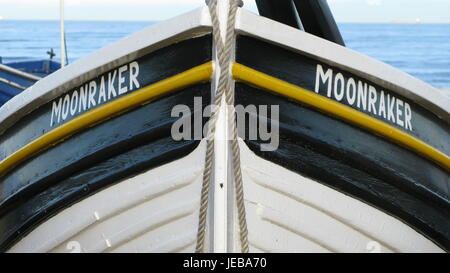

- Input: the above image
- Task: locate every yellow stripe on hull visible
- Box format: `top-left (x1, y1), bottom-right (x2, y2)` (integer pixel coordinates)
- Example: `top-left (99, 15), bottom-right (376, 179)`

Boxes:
top-left (0, 62), bottom-right (214, 178)
top-left (232, 62), bottom-right (450, 173)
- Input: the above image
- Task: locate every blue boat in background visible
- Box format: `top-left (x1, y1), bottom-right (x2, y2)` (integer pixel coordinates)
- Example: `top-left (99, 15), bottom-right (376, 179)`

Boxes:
top-left (0, 57), bottom-right (60, 107)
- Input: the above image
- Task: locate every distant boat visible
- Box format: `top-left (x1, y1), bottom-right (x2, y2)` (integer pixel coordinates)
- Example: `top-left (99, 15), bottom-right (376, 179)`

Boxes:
top-left (0, 0), bottom-right (66, 107)
top-left (0, 58), bottom-right (60, 107)
top-left (0, 0), bottom-right (448, 253)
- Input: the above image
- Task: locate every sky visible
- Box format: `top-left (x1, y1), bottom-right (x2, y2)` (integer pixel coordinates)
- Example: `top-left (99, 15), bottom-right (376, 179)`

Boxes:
top-left (0, 0), bottom-right (449, 23)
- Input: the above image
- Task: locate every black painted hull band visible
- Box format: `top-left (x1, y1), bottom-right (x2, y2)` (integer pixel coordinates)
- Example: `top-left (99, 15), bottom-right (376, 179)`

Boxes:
top-left (235, 82), bottom-right (449, 251)
top-left (0, 84), bottom-right (211, 252)
top-left (236, 35), bottom-right (450, 157)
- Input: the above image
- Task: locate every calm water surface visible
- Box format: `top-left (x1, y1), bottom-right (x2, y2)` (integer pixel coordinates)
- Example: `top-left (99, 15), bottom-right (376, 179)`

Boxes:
top-left (1, 20), bottom-right (449, 88)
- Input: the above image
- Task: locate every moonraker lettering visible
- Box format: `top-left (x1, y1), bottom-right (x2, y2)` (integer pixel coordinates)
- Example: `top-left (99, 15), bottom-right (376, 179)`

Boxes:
top-left (50, 61), bottom-right (140, 127)
top-left (315, 64), bottom-right (413, 131)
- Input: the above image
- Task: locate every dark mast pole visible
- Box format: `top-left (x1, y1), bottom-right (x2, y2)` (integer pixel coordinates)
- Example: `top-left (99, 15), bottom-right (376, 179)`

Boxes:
top-left (255, 0), bottom-right (345, 46)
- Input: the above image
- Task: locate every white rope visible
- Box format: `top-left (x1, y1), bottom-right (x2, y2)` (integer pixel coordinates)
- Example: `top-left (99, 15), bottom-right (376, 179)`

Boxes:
top-left (195, 0), bottom-right (249, 253)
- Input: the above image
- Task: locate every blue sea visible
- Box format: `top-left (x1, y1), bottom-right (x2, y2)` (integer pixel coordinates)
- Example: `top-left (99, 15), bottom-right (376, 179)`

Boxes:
top-left (1, 20), bottom-right (449, 88)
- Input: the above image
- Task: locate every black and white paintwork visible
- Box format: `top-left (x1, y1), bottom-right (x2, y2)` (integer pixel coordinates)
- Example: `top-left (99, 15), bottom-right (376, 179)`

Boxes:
top-left (0, 5), bottom-right (448, 253)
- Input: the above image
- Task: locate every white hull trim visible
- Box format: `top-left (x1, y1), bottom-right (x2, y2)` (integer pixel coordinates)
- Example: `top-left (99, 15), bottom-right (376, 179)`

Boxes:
top-left (9, 139), bottom-right (443, 253)
top-left (9, 141), bottom-right (207, 253)
top-left (0, 7), bottom-right (212, 134)
top-left (237, 139), bottom-right (443, 253)
top-left (235, 9), bottom-right (449, 121)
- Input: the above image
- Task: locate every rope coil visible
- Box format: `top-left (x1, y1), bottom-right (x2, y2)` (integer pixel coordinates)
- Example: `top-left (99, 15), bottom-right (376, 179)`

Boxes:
top-left (195, 0), bottom-right (249, 253)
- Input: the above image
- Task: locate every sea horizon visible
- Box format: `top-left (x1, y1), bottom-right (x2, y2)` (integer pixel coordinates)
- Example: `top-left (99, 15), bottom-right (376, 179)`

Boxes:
top-left (1, 20), bottom-right (449, 89)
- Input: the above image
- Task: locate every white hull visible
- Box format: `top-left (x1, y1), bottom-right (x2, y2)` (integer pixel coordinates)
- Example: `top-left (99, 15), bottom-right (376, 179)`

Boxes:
top-left (238, 140), bottom-right (442, 253)
top-left (9, 140), bottom-right (442, 253)
top-left (9, 142), bottom-right (206, 253)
